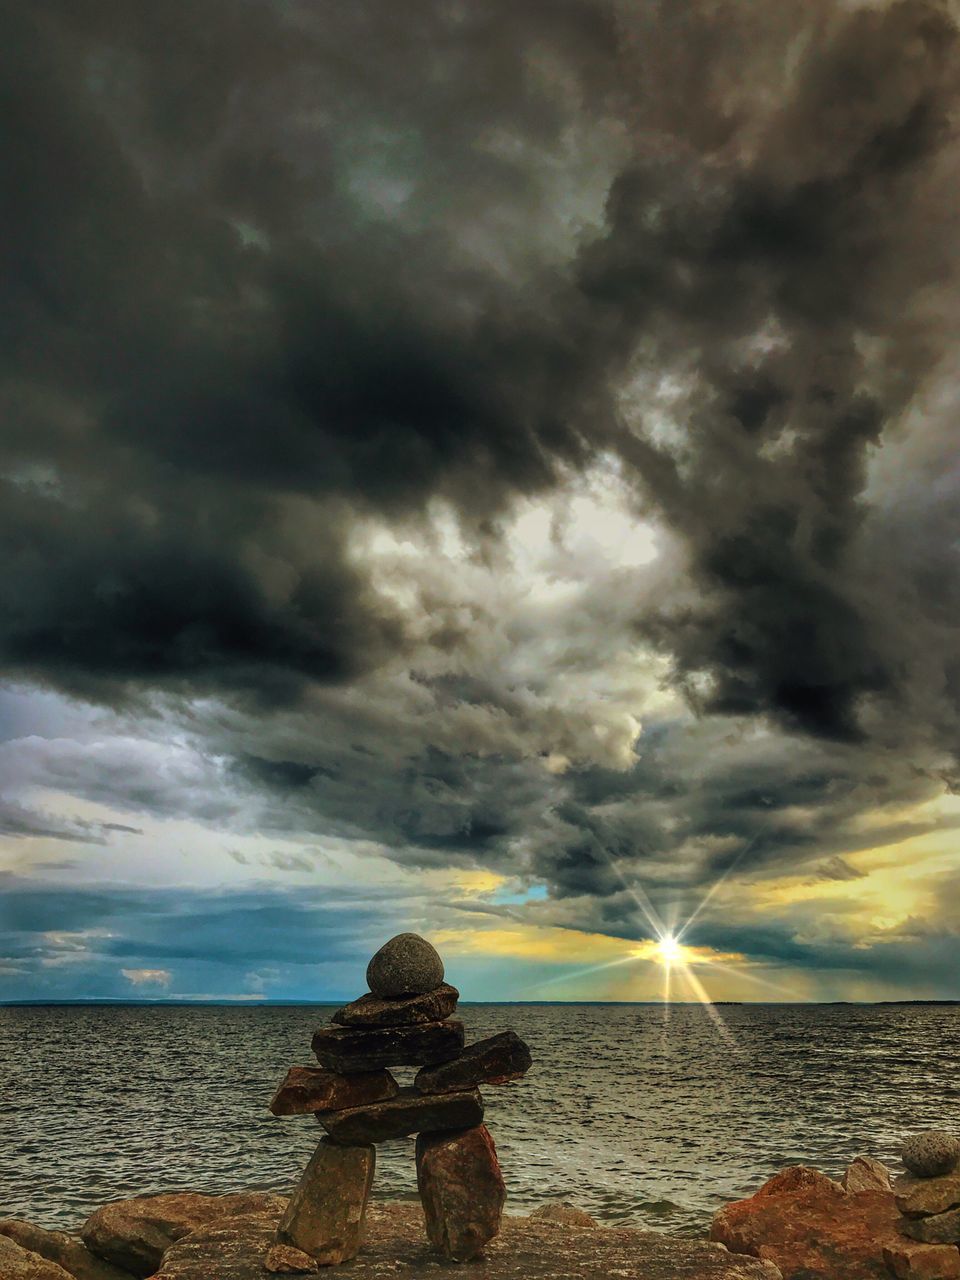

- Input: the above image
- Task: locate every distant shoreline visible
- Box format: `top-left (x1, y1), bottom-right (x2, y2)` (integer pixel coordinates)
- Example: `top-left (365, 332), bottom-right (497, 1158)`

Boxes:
top-left (2, 998), bottom-right (958, 1008)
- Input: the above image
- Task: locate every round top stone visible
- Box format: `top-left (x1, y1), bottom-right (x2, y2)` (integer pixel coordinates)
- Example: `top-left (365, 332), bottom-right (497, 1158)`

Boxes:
top-left (366, 933), bottom-right (444, 999)
top-left (902, 1131), bottom-right (960, 1178)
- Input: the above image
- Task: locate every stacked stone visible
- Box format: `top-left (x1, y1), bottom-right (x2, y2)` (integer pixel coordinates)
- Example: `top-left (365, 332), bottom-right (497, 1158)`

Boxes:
top-left (885, 1131), bottom-right (960, 1280)
top-left (266, 933), bottom-right (532, 1271)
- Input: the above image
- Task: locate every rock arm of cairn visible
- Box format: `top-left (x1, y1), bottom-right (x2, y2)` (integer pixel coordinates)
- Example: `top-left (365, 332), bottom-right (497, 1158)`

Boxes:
top-left (902, 1206), bottom-right (960, 1244)
top-left (333, 984), bottom-right (460, 1027)
top-left (275, 1138), bottom-right (375, 1266)
top-left (416, 1124), bottom-right (506, 1261)
top-left (81, 1192), bottom-right (286, 1279)
top-left (269, 1067), bottom-right (398, 1116)
top-left (366, 933), bottom-right (444, 998)
top-left (317, 1086), bottom-right (483, 1144)
top-left (312, 1019), bottom-right (463, 1071)
top-left (415, 1030), bottom-right (531, 1094)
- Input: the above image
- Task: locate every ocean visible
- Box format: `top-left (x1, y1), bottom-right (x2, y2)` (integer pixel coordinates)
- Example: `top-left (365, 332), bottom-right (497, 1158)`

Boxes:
top-left (2, 1002), bottom-right (957, 1237)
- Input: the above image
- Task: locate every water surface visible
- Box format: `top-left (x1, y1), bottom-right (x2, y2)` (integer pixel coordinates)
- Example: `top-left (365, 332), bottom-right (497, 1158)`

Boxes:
top-left (2, 1002), bottom-right (956, 1235)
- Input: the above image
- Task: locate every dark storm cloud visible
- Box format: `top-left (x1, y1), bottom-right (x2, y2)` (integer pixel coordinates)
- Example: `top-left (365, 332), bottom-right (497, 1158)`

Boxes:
top-left (3, 0), bottom-right (960, 956)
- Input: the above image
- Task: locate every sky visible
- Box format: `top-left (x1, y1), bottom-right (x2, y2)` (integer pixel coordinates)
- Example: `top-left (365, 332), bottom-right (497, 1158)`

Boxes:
top-left (2, 0), bottom-right (960, 1005)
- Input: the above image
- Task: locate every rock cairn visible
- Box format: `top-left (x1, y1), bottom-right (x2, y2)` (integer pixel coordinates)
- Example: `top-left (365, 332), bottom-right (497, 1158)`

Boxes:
top-left (266, 933), bottom-right (532, 1270)
top-left (885, 1130), bottom-right (960, 1280)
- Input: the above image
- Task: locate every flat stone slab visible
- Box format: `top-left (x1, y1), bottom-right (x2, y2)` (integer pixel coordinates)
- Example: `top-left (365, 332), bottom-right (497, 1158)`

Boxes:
top-left (333, 985), bottom-right (459, 1028)
top-left (415, 1030), bottom-right (531, 1094)
top-left (317, 1087), bottom-right (482, 1143)
top-left (896, 1171), bottom-right (960, 1218)
top-left (312, 1021), bottom-right (463, 1071)
top-left (152, 1202), bottom-right (781, 1279)
top-left (0, 1220), bottom-right (134, 1280)
top-left (269, 1067), bottom-right (398, 1115)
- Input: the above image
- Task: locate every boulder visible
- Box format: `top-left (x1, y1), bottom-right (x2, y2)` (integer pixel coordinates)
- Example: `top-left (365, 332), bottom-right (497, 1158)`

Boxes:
top-left (904, 1209), bottom-right (960, 1244)
top-left (151, 1199), bottom-right (782, 1279)
top-left (895, 1172), bottom-right (960, 1218)
top-left (712, 1165), bottom-right (902, 1279)
top-left (366, 933), bottom-right (444, 998)
top-left (843, 1157), bottom-right (893, 1194)
top-left (148, 1210), bottom-right (280, 1280)
top-left (333, 984), bottom-right (459, 1027)
top-left (416, 1124), bottom-right (506, 1260)
top-left (0, 1234), bottom-right (76, 1280)
top-left (903, 1134), bottom-right (960, 1179)
top-left (529, 1202), bottom-right (598, 1228)
top-left (262, 1243), bottom-right (319, 1273)
top-left (312, 1020), bottom-right (463, 1071)
top-left (0, 1221), bottom-right (134, 1280)
top-left (82, 1192), bottom-right (286, 1278)
top-left (415, 1031), bottom-right (532, 1094)
top-left (274, 1138), bottom-right (375, 1266)
top-left (317, 1086), bottom-right (483, 1143)
top-left (268, 1066), bottom-right (398, 1115)
top-left (883, 1241), bottom-right (960, 1279)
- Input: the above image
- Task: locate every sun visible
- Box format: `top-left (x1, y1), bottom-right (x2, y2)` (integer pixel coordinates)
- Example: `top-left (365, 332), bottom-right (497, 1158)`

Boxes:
top-left (655, 934), bottom-right (683, 966)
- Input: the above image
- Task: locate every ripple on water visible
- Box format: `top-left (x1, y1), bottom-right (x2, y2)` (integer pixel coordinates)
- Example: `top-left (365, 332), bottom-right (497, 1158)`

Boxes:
top-left (1, 1003), bottom-right (956, 1235)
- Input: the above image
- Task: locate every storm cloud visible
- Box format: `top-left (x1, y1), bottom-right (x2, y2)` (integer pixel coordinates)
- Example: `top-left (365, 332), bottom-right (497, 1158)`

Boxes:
top-left (3, 0), bottom-right (960, 988)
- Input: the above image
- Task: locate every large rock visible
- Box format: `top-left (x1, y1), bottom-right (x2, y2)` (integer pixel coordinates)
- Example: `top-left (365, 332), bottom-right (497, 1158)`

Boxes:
top-left (274, 1138), bottom-right (375, 1266)
top-left (82, 1192), bottom-right (286, 1278)
top-left (0, 1234), bottom-right (76, 1280)
top-left (416, 1124), bottom-right (506, 1260)
top-left (895, 1172), bottom-right (960, 1218)
top-left (529, 1202), bottom-right (598, 1228)
top-left (0, 1221), bottom-right (134, 1280)
top-left (312, 1019), bottom-right (463, 1071)
top-left (904, 1208), bottom-right (960, 1244)
top-left (883, 1240), bottom-right (960, 1279)
top-left (317, 1086), bottom-right (482, 1143)
top-left (415, 1031), bottom-right (531, 1094)
top-left (148, 1211), bottom-right (281, 1280)
top-left (903, 1134), bottom-right (960, 1179)
top-left (366, 933), bottom-right (444, 998)
top-left (333, 984), bottom-right (459, 1027)
top-left (843, 1157), bottom-right (893, 1194)
top-left (152, 1200), bottom-right (783, 1279)
top-left (712, 1165), bottom-right (902, 1279)
top-left (268, 1066), bottom-right (398, 1115)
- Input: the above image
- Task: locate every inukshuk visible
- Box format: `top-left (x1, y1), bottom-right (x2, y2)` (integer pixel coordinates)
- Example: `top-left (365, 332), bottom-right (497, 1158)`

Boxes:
top-left (266, 933), bottom-right (532, 1270)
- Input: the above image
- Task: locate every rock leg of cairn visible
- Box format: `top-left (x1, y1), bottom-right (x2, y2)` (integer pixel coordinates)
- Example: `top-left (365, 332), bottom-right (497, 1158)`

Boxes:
top-left (273, 1137), bottom-right (375, 1266)
top-left (416, 1123), bottom-right (506, 1261)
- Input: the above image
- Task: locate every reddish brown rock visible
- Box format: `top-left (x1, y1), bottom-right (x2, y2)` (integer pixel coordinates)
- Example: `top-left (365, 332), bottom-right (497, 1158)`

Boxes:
top-left (149, 1209), bottom-right (281, 1280)
top-left (896, 1172), bottom-right (960, 1218)
top-left (904, 1209), bottom-right (960, 1245)
top-left (883, 1241), bottom-right (960, 1279)
top-left (0, 1234), bottom-right (76, 1280)
top-left (416, 1123), bottom-right (506, 1261)
top-left (312, 1019), bottom-right (463, 1071)
top-left (415, 1031), bottom-right (531, 1094)
top-left (332, 984), bottom-right (459, 1027)
top-left (317, 1086), bottom-right (482, 1143)
top-left (275, 1138), bottom-right (375, 1265)
top-left (81, 1192), bottom-right (286, 1278)
top-left (0, 1221), bottom-right (134, 1280)
top-left (843, 1157), bottom-right (893, 1194)
top-left (262, 1242), bottom-right (319, 1273)
top-left (269, 1066), bottom-right (398, 1115)
top-left (711, 1165), bottom-right (902, 1279)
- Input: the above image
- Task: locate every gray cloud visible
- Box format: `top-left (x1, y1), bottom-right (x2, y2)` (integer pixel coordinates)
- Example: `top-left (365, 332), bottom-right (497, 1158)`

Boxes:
top-left (2, 0), bottom-right (960, 979)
